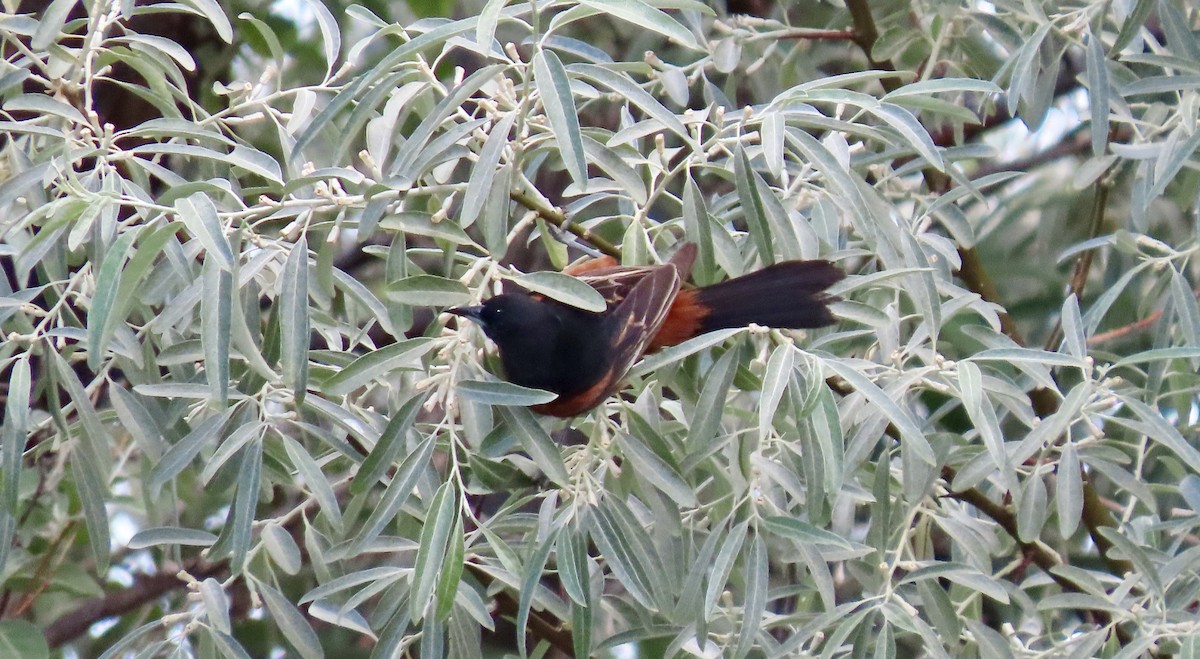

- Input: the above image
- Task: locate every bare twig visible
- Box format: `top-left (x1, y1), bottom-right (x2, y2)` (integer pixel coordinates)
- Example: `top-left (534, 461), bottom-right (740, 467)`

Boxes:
top-left (509, 188), bottom-right (621, 260)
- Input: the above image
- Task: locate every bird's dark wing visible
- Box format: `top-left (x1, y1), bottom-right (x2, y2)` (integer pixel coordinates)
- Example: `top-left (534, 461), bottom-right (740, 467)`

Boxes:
top-left (532, 265), bottom-right (679, 416)
top-left (603, 265), bottom-right (681, 383)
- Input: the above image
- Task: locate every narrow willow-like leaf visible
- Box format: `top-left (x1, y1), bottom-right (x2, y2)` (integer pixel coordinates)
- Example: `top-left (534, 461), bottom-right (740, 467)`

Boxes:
top-left (174, 192), bottom-right (234, 271)
top-left (759, 344), bottom-right (793, 440)
top-left (461, 113), bottom-right (518, 227)
top-left (476, 0), bottom-right (506, 51)
top-left (511, 270), bottom-right (607, 312)
top-left (386, 275), bottom-right (471, 307)
top-left (822, 358), bottom-right (935, 465)
top-left (258, 581), bottom-right (323, 659)
top-left (411, 481), bottom-right (457, 621)
top-left (703, 521), bottom-right (748, 620)
top-left (685, 348), bottom-right (738, 448)
top-left (733, 146), bottom-right (775, 265)
top-left (616, 432), bottom-right (696, 507)
top-left (281, 436), bottom-right (342, 532)
top-left (1122, 398), bottom-right (1200, 475)
top-left (69, 451), bottom-right (111, 572)
top-left (280, 238), bottom-right (310, 405)
top-left (682, 173), bottom-right (717, 286)
top-left (321, 337), bottom-right (435, 397)
top-left (300, 0), bottom-right (340, 79)
top-left (1060, 294), bottom-right (1086, 359)
top-left (353, 435), bottom-right (435, 551)
top-left (0, 358), bottom-right (30, 575)
top-left (498, 406), bottom-right (570, 486)
top-left (591, 501), bottom-right (664, 612)
top-left (199, 578), bottom-right (232, 634)
top-left (353, 393), bottom-right (427, 495)
top-left (127, 527), bottom-right (219, 548)
top-left (533, 49), bottom-right (587, 187)
top-left (762, 516), bottom-right (853, 549)
top-left (1086, 31), bottom-right (1110, 157)
top-left (869, 103), bottom-right (943, 170)
top-left (1057, 441), bottom-right (1083, 538)
top-left (577, 0), bottom-right (700, 49)
top-left (1096, 527), bottom-right (1164, 597)
top-left (31, 0), bottom-right (75, 50)
top-left (434, 514), bottom-right (465, 622)
top-left (87, 227), bottom-right (138, 369)
top-left (150, 406), bottom-right (235, 491)
top-left (557, 527), bottom-right (590, 606)
top-left (573, 64), bottom-right (693, 147)
top-left (735, 533), bottom-right (767, 658)
top-left (202, 253), bottom-right (232, 408)
top-left (224, 438), bottom-right (262, 570)
top-left (1017, 475), bottom-right (1048, 543)
top-left (48, 348), bottom-right (112, 480)
top-left (456, 380), bottom-right (557, 406)
top-left (516, 527), bottom-right (559, 657)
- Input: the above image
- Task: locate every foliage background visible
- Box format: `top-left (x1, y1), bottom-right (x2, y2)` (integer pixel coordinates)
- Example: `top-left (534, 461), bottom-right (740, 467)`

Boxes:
top-left (1, 0), bottom-right (1199, 656)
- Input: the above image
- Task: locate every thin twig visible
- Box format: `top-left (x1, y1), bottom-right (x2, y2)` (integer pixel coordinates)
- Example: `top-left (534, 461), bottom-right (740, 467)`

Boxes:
top-left (509, 187), bottom-right (622, 260)
top-left (1087, 311), bottom-right (1162, 345)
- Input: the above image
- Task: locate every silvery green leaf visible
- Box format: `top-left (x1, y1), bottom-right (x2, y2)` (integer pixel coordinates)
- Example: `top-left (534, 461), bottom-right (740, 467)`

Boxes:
top-left (181, 0), bottom-right (232, 42)
top-left (1057, 441), bottom-right (1083, 538)
top-left (616, 432), bottom-right (696, 507)
top-left (534, 49), bottom-right (588, 188)
top-left (1086, 31), bottom-right (1110, 157)
top-left (321, 338), bottom-right (436, 397)
top-left (410, 481), bottom-right (457, 621)
top-left (461, 113), bottom-right (517, 227)
top-left (31, 0), bottom-right (75, 49)
top-left (280, 238), bottom-right (310, 404)
top-left (703, 521), bottom-right (747, 620)
top-left (386, 275), bottom-right (471, 307)
top-left (352, 435), bottom-right (435, 551)
top-left (202, 254), bottom-right (232, 408)
top-left (685, 348), bottom-right (738, 447)
top-left (592, 499), bottom-right (667, 612)
top-left (200, 578), bottom-right (231, 634)
top-left (300, 0), bottom-right (340, 79)
top-left (822, 358), bottom-right (935, 466)
top-left (511, 270), bottom-right (607, 312)
top-left (577, 0), bottom-right (700, 49)
top-left (352, 393), bottom-right (426, 494)
top-left (498, 406), bottom-right (570, 486)
top-left (573, 64), bottom-right (693, 148)
top-left (733, 146), bottom-right (775, 264)
top-left (175, 192), bottom-right (234, 271)
top-left (258, 581), bottom-right (323, 659)
top-left (87, 227), bottom-right (138, 369)
top-left (735, 533), bottom-right (767, 658)
top-left (308, 600), bottom-right (375, 638)
top-left (456, 380), bottom-right (557, 406)
top-left (127, 527), bottom-right (218, 549)
top-left (758, 343), bottom-right (793, 440)
top-left (1060, 294), bottom-right (1086, 359)
top-left (1016, 475), bottom-right (1048, 542)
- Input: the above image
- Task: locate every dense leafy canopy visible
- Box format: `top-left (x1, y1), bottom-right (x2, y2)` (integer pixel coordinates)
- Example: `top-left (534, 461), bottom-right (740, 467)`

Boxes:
top-left (2, 0), bottom-right (1200, 656)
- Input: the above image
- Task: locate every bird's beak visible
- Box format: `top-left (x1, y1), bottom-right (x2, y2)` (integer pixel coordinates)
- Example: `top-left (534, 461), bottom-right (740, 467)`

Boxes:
top-left (446, 306), bottom-right (484, 324)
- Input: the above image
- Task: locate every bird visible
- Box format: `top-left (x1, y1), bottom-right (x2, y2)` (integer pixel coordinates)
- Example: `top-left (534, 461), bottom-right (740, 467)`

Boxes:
top-left (448, 243), bottom-right (844, 417)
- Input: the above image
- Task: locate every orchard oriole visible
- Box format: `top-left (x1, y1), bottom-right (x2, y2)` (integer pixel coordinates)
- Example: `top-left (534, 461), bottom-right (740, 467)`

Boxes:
top-left (448, 243), bottom-right (844, 416)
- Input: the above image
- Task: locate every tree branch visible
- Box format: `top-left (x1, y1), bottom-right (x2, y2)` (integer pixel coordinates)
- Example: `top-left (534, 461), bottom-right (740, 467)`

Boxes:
top-left (44, 558), bottom-right (227, 648)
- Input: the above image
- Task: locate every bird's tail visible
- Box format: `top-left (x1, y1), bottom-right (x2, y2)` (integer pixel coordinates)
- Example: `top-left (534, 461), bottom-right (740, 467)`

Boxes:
top-left (648, 259), bottom-right (844, 350)
top-left (695, 260), bottom-right (844, 333)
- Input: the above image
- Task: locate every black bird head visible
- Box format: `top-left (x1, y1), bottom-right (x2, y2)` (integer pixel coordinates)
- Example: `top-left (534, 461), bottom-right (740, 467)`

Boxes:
top-left (447, 294), bottom-right (552, 343)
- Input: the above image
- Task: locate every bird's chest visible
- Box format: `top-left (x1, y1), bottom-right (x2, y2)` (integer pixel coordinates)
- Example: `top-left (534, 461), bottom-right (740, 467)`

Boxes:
top-left (497, 313), bottom-right (613, 397)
